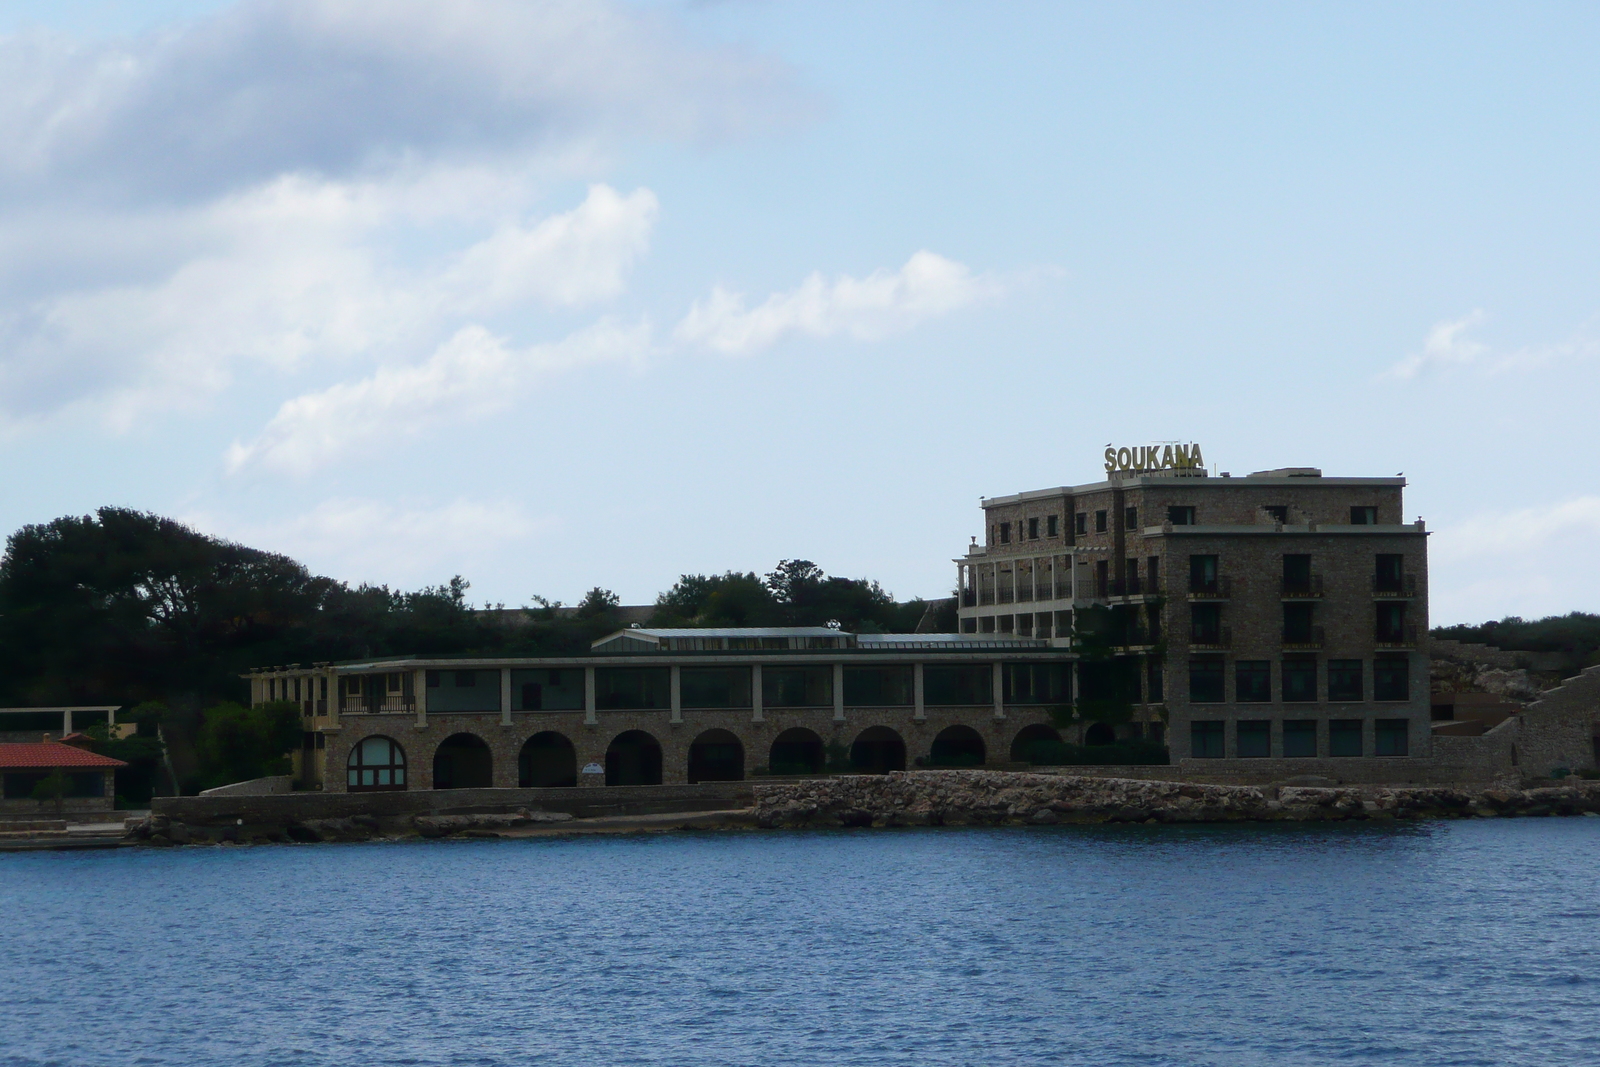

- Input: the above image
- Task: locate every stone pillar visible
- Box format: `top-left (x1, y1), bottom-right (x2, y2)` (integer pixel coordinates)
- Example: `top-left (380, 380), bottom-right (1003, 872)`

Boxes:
top-left (992, 661), bottom-right (1006, 721)
top-left (751, 664), bottom-right (764, 723)
top-left (63, 709), bottom-right (73, 734)
top-left (414, 668), bottom-right (428, 729)
top-left (500, 667), bottom-right (513, 727)
top-left (326, 668), bottom-right (340, 728)
top-left (584, 666), bottom-right (597, 726)
top-left (670, 665), bottom-right (683, 724)
top-left (833, 662), bottom-right (845, 723)
top-left (913, 662), bottom-right (926, 722)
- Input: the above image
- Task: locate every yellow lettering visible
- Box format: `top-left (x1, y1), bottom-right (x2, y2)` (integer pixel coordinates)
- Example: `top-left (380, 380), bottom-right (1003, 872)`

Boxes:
top-left (1104, 446), bottom-right (1116, 472)
top-left (1116, 447), bottom-right (1132, 470)
top-left (1190, 444), bottom-right (1204, 470)
top-left (1161, 444), bottom-right (1173, 468)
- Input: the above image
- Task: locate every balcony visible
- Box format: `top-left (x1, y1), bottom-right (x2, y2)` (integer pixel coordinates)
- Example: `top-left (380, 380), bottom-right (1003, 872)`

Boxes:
top-left (1373, 574), bottom-right (1417, 598)
top-left (978, 589), bottom-right (994, 606)
top-left (1282, 625), bottom-right (1325, 651)
top-left (961, 590), bottom-right (977, 607)
top-left (997, 586), bottom-right (1014, 604)
top-left (1187, 575), bottom-right (1231, 601)
top-left (1281, 574), bottom-right (1323, 599)
top-left (1017, 584), bottom-right (1034, 603)
top-left (1110, 575), bottom-right (1162, 598)
top-left (1376, 624), bottom-right (1419, 649)
top-left (1190, 626), bottom-right (1231, 650)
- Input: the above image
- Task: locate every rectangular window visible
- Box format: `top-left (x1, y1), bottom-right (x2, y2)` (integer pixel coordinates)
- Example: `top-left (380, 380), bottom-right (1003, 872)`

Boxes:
top-left (1168, 505), bottom-right (1196, 526)
top-left (1282, 658), bottom-right (1317, 702)
top-left (680, 667), bottom-right (754, 709)
top-left (1147, 660), bottom-right (1164, 703)
top-left (1374, 718), bottom-right (1410, 756)
top-left (1190, 603), bottom-right (1222, 645)
top-left (1283, 719), bottom-right (1318, 757)
top-left (1328, 660), bottom-right (1363, 702)
top-left (1147, 556), bottom-right (1160, 592)
top-left (512, 668), bottom-right (585, 711)
top-left (1375, 554), bottom-right (1405, 594)
top-left (1374, 656), bottom-right (1410, 701)
top-left (1236, 661), bottom-right (1271, 702)
top-left (1191, 720), bottom-right (1225, 758)
top-left (1096, 560), bottom-right (1109, 598)
top-left (924, 665), bottom-right (993, 706)
top-left (595, 667), bottom-right (671, 710)
top-left (1264, 505), bottom-right (1288, 523)
top-left (843, 666), bottom-right (914, 707)
top-left (1047, 514), bottom-right (1059, 537)
top-left (1283, 554), bottom-right (1312, 594)
top-left (1075, 512), bottom-right (1087, 535)
top-left (1329, 719), bottom-right (1363, 757)
top-left (999, 522), bottom-right (1011, 544)
top-left (1189, 554), bottom-right (1218, 593)
top-left (455, 670), bottom-right (476, 688)
top-left (1237, 720), bottom-right (1271, 758)
top-left (1189, 657), bottom-right (1225, 703)
top-left (763, 666), bottom-right (833, 708)
top-left (1028, 517), bottom-right (1040, 540)
top-left (1003, 663), bottom-right (1071, 704)
top-left (1283, 602), bottom-right (1315, 644)
top-left (1124, 507), bottom-right (1138, 531)
top-left (1351, 506), bottom-right (1378, 525)
top-left (1095, 510), bottom-right (1108, 533)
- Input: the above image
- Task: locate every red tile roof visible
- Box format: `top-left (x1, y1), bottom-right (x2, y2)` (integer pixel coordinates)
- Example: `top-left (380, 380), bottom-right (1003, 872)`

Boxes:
top-left (0, 743), bottom-right (127, 770)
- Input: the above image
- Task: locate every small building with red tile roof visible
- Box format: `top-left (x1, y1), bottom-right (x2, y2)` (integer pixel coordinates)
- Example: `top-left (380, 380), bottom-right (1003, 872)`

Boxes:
top-left (0, 738), bottom-right (126, 817)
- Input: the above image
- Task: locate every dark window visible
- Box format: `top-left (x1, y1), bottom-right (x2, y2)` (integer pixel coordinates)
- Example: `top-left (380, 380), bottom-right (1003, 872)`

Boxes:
top-left (1329, 719), bottom-right (1363, 757)
top-left (454, 671), bottom-right (476, 688)
top-left (1375, 719), bottom-right (1410, 756)
top-left (1169, 505), bottom-right (1196, 525)
top-left (1264, 505), bottom-right (1288, 523)
top-left (1374, 656), bottom-right (1410, 701)
top-left (1191, 720), bottom-right (1225, 758)
top-left (763, 666), bottom-right (833, 708)
top-left (680, 668), bottom-right (754, 709)
top-left (1124, 507), bottom-right (1138, 530)
top-left (1147, 556), bottom-right (1160, 592)
top-left (1146, 601), bottom-right (1162, 643)
top-left (347, 736), bottom-right (407, 791)
top-left (1003, 663), bottom-right (1071, 704)
top-left (1375, 554), bottom-right (1404, 593)
top-left (512, 669), bottom-right (584, 711)
top-left (1095, 510), bottom-right (1108, 533)
top-left (1351, 506), bottom-right (1378, 525)
top-left (843, 666), bottom-right (914, 706)
top-left (1282, 658), bottom-right (1317, 702)
top-left (1283, 554), bottom-right (1312, 593)
top-left (1189, 658), bottom-right (1225, 702)
top-left (1190, 603), bottom-right (1222, 645)
top-left (1096, 560), bottom-right (1109, 597)
top-left (1283, 720), bottom-right (1317, 757)
top-left (999, 522), bottom-right (1011, 544)
top-left (1189, 554), bottom-right (1219, 593)
top-left (1237, 720), bottom-right (1271, 758)
top-left (1028, 517), bottom-right (1039, 540)
top-left (1377, 602), bottom-right (1407, 642)
top-left (1047, 514), bottom-right (1059, 537)
top-left (596, 668), bottom-right (671, 709)
top-left (1147, 661), bottom-right (1164, 703)
top-left (426, 670), bottom-right (440, 688)
top-left (1075, 512), bottom-right (1087, 535)
top-left (1236, 661), bottom-right (1271, 702)
top-left (924, 665), bottom-right (993, 706)
top-left (1328, 660), bottom-right (1363, 701)
top-left (1283, 602), bottom-right (1315, 644)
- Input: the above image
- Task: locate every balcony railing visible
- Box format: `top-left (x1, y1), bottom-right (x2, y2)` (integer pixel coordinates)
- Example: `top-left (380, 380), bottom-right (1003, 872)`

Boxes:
top-left (1191, 626), bottom-right (1231, 650)
top-left (1017, 584), bottom-right (1034, 602)
top-left (998, 586), bottom-right (1014, 604)
top-left (1281, 574), bottom-right (1323, 598)
top-left (1376, 624), bottom-right (1419, 649)
top-left (1373, 574), bottom-right (1417, 598)
top-left (1188, 575), bottom-right (1231, 600)
top-left (978, 589), bottom-right (994, 606)
top-left (1109, 575), bottom-right (1163, 597)
top-left (1282, 625), bottom-right (1325, 650)
top-left (340, 694), bottom-right (415, 714)
top-left (961, 590), bottom-right (977, 607)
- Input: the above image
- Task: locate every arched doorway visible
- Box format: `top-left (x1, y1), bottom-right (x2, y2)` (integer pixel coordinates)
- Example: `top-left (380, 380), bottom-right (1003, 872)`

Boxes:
top-left (1010, 723), bottom-right (1062, 763)
top-left (519, 731), bottom-right (577, 788)
top-left (768, 727), bottom-right (825, 776)
top-left (687, 729), bottom-right (744, 783)
top-left (1084, 722), bottom-right (1116, 746)
top-left (606, 730), bottom-right (662, 786)
top-left (433, 733), bottom-right (492, 789)
top-left (347, 736), bottom-right (407, 791)
top-left (850, 726), bottom-right (906, 774)
top-left (929, 725), bottom-right (986, 767)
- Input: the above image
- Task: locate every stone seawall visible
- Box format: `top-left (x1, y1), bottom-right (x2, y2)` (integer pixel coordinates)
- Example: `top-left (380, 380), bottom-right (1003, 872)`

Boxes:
top-left (751, 770), bottom-right (1600, 827)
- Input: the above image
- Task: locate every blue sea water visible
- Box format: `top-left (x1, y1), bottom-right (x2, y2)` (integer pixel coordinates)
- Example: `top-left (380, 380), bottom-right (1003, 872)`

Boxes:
top-left (2, 820), bottom-right (1599, 1066)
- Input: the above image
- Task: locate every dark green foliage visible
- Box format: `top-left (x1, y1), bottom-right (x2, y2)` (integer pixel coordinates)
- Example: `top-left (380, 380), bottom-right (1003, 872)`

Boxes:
top-left (1020, 738), bottom-right (1170, 766)
top-left (83, 701), bottom-right (171, 804)
top-left (30, 769), bottom-right (70, 807)
top-left (649, 560), bottom-right (908, 631)
top-left (193, 700), bottom-right (301, 791)
top-left (1434, 613), bottom-right (1600, 672)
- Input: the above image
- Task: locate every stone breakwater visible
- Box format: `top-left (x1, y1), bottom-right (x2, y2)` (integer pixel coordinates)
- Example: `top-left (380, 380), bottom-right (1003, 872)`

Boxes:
top-left (751, 771), bottom-right (1600, 828)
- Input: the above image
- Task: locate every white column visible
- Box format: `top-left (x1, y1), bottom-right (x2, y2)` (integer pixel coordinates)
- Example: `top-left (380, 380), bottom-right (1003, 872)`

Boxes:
top-left (63, 709), bottom-right (73, 734)
top-left (500, 667), bottom-right (512, 726)
top-left (584, 666), bottom-right (597, 726)
top-left (415, 668), bottom-right (428, 728)
top-left (992, 661), bottom-right (1006, 721)
top-left (913, 662), bottom-right (926, 722)
top-left (328, 671), bottom-right (341, 728)
top-left (670, 665), bottom-right (683, 724)
top-left (833, 662), bottom-right (845, 723)
top-left (751, 664), bottom-right (764, 723)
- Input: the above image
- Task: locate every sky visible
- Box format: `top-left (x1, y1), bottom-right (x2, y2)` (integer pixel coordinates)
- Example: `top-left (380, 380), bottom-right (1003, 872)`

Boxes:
top-left (0, 0), bottom-right (1598, 626)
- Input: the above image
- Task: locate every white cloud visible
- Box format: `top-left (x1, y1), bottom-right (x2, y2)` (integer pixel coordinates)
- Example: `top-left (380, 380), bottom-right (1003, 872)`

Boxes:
top-left (1430, 495), bottom-right (1600, 624)
top-left (226, 317), bottom-right (653, 476)
top-left (1383, 310), bottom-right (1597, 381)
top-left (674, 250), bottom-right (1005, 355)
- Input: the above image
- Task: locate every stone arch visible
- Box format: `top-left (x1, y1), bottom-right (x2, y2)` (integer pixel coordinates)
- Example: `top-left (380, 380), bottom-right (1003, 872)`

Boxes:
top-left (347, 735), bottom-right (407, 792)
top-left (519, 731), bottom-right (577, 788)
top-left (850, 725), bottom-right (906, 774)
top-left (1084, 721), bottom-right (1116, 746)
top-left (687, 729), bottom-right (745, 783)
top-left (606, 729), bottom-right (663, 786)
top-left (1010, 723), bottom-right (1062, 763)
top-left (769, 727), bottom-right (825, 776)
top-left (433, 732), bottom-right (493, 790)
top-left (929, 724), bottom-right (986, 768)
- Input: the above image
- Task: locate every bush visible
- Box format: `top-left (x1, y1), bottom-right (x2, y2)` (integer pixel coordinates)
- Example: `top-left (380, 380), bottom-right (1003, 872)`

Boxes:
top-left (193, 700), bottom-right (300, 791)
top-left (1022, 738), bottom-right (1170, 766)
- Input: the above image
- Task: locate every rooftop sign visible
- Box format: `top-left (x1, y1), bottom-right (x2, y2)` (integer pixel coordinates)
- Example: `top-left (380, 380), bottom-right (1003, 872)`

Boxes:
top-left (1104, 443), bottom-right (1204, 473)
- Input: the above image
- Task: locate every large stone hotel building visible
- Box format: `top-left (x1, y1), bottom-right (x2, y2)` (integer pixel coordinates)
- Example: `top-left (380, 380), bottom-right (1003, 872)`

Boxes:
top-left (255, 447), bottom-right (1434, 792)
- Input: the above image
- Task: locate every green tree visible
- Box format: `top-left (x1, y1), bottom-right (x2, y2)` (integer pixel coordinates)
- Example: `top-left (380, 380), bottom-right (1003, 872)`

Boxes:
top-left (193, 700), bottom-right (301, 791)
